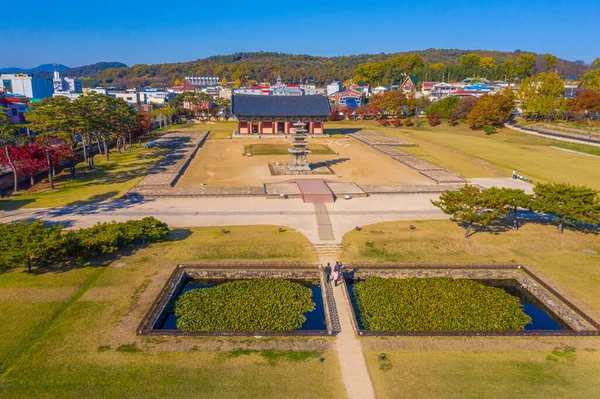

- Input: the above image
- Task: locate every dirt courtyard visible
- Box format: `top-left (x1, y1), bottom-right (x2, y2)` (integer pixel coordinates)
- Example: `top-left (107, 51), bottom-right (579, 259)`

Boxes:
top-left (176, 136), bottom-right (433, 187)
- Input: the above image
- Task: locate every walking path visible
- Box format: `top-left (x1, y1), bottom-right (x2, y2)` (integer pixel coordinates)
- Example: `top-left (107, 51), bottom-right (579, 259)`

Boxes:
top-left (506, 124), bottom-right (600, 148)
top-left (0, 195), bottom-right (445, 245)
top-left (321, 255), bottom-right (375, 399)
top-left (314, 203), bottom-right (335, 240)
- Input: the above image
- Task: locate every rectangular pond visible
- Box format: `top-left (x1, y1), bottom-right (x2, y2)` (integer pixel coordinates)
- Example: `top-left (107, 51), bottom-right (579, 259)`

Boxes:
top-left (346, 278), bottom-right (570, 333)
top-left (154, 278), bottom-right (327, 332)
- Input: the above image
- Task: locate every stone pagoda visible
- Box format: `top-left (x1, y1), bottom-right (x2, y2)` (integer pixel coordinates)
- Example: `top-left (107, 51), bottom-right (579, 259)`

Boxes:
top-left (288, 121), bottom-right (312, 171)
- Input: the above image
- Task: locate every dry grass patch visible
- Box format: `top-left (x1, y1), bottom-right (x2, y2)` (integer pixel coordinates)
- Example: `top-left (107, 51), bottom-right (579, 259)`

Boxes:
top-left (366, 349), bottom-right (600, 399)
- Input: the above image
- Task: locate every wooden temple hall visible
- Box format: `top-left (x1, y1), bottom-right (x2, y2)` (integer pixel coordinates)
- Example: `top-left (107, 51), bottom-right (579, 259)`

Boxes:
top-left (231, 94), bottom-right (332, 135)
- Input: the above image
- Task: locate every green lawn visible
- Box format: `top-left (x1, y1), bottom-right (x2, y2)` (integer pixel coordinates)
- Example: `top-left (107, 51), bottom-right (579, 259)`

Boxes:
top-left (366, 349), bottom-right (600, 399)
top-left (243, 143), bottom-right (335, 156)
top-left (204, 120), bottom-right (237, 139)
top-left (328, 121), bottom-right (600, 188)
top-left (159, 225), bottom-right (317, 263)
top-left (0, 226), bottom-right (341, 398)
top-left (0, 145), bottom-right (169, 210)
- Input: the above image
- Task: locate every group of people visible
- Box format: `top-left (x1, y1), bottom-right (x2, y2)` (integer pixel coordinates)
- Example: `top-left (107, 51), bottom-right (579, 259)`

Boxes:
top-left (326, 261), bottom-right (344, 287)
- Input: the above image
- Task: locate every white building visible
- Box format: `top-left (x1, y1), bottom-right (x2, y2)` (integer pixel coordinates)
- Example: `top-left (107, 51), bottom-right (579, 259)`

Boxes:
top-left (52, 70), bottom-right (83, 94)
top-left (428, 82), bottom-right (462, 101)
top-left (219, 88), bottom-right (233, 100)
top-left (236, 87), bottom-right (269, 95)
top-left (271, 86), bottom-right (303, 96)
top-left (112, 91), bottom-right (144, 105)
top-left (53, 92), bottom-right (83, 100)
top-left (327, 81), bottom-right (342, 96)
top-left (299, 84), bottom-right (319, 95)
top-left (139, 89), bottom-right (174, 104)
top-left (185, 76), bottom-right (220, 86)
top-left (0, 74), bottom-right (54, 100)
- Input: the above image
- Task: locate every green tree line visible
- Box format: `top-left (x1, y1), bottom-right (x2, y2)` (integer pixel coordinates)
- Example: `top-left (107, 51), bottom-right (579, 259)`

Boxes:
top-left (432, 183), bottom-right (600, 238)
top-left (82, 50), bottom-right (591, 89)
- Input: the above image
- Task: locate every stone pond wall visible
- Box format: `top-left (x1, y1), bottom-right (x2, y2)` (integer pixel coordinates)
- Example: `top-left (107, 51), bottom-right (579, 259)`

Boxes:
top-left (341, 264), bottom-right (600, 336)
top-left (138, 265), bottom-right (340, 336)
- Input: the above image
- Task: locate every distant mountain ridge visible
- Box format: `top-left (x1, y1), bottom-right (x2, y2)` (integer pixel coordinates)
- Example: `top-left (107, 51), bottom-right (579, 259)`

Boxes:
top-left (0, 62), bottom-right (128, 78)
top-left (0, 64), bottom-right (70, 74)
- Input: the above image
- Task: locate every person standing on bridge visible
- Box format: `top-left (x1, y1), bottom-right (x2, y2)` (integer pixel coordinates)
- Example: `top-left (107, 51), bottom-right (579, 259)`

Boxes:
top-left (332, 268), bottom-right (340, 287)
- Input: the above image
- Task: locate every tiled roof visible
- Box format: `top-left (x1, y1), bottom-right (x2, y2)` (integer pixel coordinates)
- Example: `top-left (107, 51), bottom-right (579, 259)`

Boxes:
top-left (232, 94), bottom-right (331, 117)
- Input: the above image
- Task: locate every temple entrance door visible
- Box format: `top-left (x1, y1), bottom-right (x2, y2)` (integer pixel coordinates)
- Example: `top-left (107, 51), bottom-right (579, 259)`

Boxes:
top-left (277, 122), bottom-right (285, 133)
top-left (252, 123), bottom-right (259, 134)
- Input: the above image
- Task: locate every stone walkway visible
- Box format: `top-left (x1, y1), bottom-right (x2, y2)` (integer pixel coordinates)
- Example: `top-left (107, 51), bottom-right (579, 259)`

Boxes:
top-left (321, 255), bottom-right (375, 399)
top-left (314, 203), bottom-right (335, 240)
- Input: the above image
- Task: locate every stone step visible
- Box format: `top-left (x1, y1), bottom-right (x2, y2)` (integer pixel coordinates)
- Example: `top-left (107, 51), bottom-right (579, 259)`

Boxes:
top-left (312, 244), bottom-right (343, 254)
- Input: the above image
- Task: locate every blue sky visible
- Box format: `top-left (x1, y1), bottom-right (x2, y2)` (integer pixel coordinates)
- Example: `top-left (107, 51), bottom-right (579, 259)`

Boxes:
top-left (2, 0), bottom-right (599, 68)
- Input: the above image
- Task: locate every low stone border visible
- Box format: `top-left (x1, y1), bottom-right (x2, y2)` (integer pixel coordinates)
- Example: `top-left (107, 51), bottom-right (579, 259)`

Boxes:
top-left (268, 163), bottom-right (335, 175)
top-left (340, 264), bottom-right (600, 337)
top-left (138, 264), bottom-right (338, 337)
top-left (135, 131), bottom-right (209, 188)
top-left (349, 130), bottom-right (467, 184)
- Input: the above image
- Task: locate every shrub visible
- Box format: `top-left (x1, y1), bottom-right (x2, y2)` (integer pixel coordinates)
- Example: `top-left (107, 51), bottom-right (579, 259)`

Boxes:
top-left (403, 118), bottom-right (413, 126)
top-left (427, 112), bottom-right (441, 126)
top-left (0, 217), bottom-right (170, 271)
top-left (175, 279), bottom-right (315, 332)
top-left (65, 217), bottom-right (170, 260)
top-left (352, 277), bottom-right (531, 332)
top-left (390, 119), bottom-right (402, 127)
top-left (484, 125), bottom-right (496, 135)
top-left (448, 116), bottom-right (458, 126)
top-left (0, 220), bottom-right (64, 272)
top-left (426, 95), bottom-right (460, 119)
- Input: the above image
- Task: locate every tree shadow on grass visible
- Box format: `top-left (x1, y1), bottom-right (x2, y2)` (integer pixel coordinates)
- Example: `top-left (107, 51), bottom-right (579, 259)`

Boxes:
top-left (325, 128), bottom-right (362, 136)
top-left (166, 228), bottom-right (193, 242)
top-left (0, 198), bottom-right (37, 211)
top-left (459, 212), bottom-right (600, 238)
top-left (41, 196), bottom-right (151, 218)
top-left (514, 210), bottom-right (600, 236)
top-left (25, 228), bottom-right (193, 275)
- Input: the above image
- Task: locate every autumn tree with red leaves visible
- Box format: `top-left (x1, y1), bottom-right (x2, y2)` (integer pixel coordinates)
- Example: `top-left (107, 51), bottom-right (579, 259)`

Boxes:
top-left (427, 112), bottom-right (441, 126)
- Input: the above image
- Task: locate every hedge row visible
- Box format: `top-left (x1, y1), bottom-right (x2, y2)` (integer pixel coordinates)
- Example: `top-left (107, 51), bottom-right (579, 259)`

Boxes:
top-left (352, 277), bottom-right (531, 332)
top-left (0, 217), bottom-right (170, 271)
top-left (174, 279), bottom-right (315, 332)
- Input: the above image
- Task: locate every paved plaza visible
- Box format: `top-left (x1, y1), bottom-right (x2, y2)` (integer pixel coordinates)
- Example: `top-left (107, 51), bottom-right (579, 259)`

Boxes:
top-left (0, 194), bottom-right (445, 244)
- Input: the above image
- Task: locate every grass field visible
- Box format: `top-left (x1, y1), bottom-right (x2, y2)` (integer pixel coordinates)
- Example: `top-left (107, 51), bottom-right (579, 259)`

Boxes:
top-left (0, 145), bottom-right (169, 211)
top-left (0, 226), bottom-right (341, 398)
top-left (328, 121), bottom-right (600, 188)
top-left (243, 143), bottom-right (335, 155)
top-left (365, 349), bottom-right (600, 399)
top-left (204, 121), bottom-right (237, 139)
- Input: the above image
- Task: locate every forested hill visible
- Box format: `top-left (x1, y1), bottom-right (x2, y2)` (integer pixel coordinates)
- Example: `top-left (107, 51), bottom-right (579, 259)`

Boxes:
top-left (84, 49), bottom-right (590, 88)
